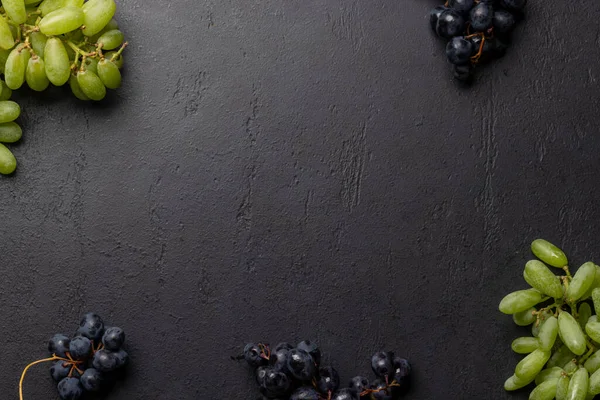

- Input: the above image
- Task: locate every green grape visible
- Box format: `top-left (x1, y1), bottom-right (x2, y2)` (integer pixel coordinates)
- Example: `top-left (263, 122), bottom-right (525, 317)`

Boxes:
top-left (97, 29), bottom-right (124, 50)
top-left (566, 262), bottom-right (596, 303)
top-left (535, 367), bottom-right (564, 385)
top-left (528, 378), bottom-right (558, 400)
top-left (5, 45), bottom-right (30, 90)
top-left (558, 311), bottom-right (587, 356)
top-left (512, 337), bottom-right (539, 354)
top-left (581, 265), bottom-right (600, 300)
top-left (0, 101), bottom-right (20, 123)
top-left (531, 239), bottom-right (568, 268)
top-left (25, 57), bottom-right (49, 92)
top-left (566, 367), bottom-right (589, 400)
top-left (584, 350), bottom-right (600, 374)
top-left (515, 349), bottom-right (551, 381)
top-left (29, 32), bottom-right (48, 59)
top-left (578, 303), bottom-right (592, 329)
top-left (76, 70), bottom-right (106, 101)
top-left (25, 6), bottom-right (39, 24)
top-left (39, 6), bottom-right (84, 36)
top-left (590, 368), bottom-right (600, 395)
top-left (532, 322), bottom-right (541, 337)
top-left (104, 51), bottom-right (123, 69)
top-left (67, 29), bottom-right (84, 42)
top-left (82, 0), bottom-right (116, 37)
top-left (556, 374), bottom-right (570, 400)
top-left (69, 74), bottom-right (89, 100)
top-left (84, 57), bottom-right (98, 74)
top-left (547, 345), bottom-right (576, 369)
top-left (38, 0), bottom-right (67, 16)
top-left (524, 260), bottom-right (564, 299)
top-left (538, 316), bottom-right (558, 351)
top-left (104, 18), bottom-right (118, 31)
top-left (593, 288), bottom-right (600, 316)
top-left (44, 38), bottom-right (70, 86)
top-left (585, 316), bottom-right (600, 343)
top-left (0, 48), bottom-right (11, 73)
top-left (504, 374), bottom-right (533, 391)
top-left (514, 307), bottom-right (537, 326)
top-left (0, 122), bottom-right (21, 143)
top-left (0, 16), bottom-right (15, 50)
top-left (564, 360), bottom-right (578, 374)
top-left (499, 289), bottom-right (544, 315)
top-left (0, 81), bottom-right (12, 100)
top-left (97, 58), bottom-right (121, 89)
top-left (0, 142), bottom-right (16, 174)
top-left (3, 0), bottom-right (27, 24)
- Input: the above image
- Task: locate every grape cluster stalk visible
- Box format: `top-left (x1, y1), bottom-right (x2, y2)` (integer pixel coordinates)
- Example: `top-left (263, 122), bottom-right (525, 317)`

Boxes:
top-left (0, 0), bottom-right (128, 175)
top-left (500, 239), bottom-right (600, 399)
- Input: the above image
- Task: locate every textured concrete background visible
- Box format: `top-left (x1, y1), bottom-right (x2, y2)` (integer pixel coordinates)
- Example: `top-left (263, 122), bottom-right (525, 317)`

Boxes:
top-left (0, 0), bottom-right (599, 399)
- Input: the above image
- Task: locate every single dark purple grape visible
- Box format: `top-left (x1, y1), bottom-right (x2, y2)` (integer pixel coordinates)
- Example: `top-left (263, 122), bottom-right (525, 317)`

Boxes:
top-left (493, 10), bottom-right (516, 34)
top-left (371, 352), bottom-right (394, 380)
top-left (243, 343), bottom-right (268, 368)
top-left (391, 357), bottom-right (412, 394)
top-left (436, 9), bottom-right (465, 39)
top-left (429, 5), bottom-right (448, 31)
top-left (297, 340), bottom-right (321, 365)
top-left (287, 349), bottom-right (317, 381)
top-left (69, 336), bottom-right (92, 361)
top-left (80, 368), bottom-right (104, 392)
top-left (289, 386), bottom-right (320, 400)
top-left (261, 368), bottom-right (291, 397)
top-left (48, 334), bottom-right (70, 357)
top-left (50, 361), bottom-right (71, 382)
top-left (76, 313), bottom-right (105, 342)
top-left (446, 37), bottom-right (473, 65)
top-left (331, 388), bottom-right (359, 400)
top-left (448, 0), bottom-right (474, 16)
top-left (470, 3), bottom-right (493, 32)
top-left (270, 347), bottom-right (291, 374)
top-left (102, 327), bottom-right (125, 351)
top-left (316, 366), bottom-right (340, 395)
top-left (57, 377), bottom-right (84, 400)
top-left (349, 376), bottom-right (369, 398)
top-left (92, 349), bottom-right (127, 372)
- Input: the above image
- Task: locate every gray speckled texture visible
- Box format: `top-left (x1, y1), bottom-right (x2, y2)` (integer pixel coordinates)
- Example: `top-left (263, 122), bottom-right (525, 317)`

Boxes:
top-left (0, 0), bottom-right (599, 399)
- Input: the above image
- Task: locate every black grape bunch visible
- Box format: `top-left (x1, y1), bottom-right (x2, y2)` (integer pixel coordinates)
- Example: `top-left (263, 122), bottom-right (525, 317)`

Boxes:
top-left (429, 0), bottom-right (527, 83)
top-left (235, 340), bottom-right (412, 400)
top-left (20, 312), bottom-right (129, 400)
top-left (0, 0), bottom-right (129, 176)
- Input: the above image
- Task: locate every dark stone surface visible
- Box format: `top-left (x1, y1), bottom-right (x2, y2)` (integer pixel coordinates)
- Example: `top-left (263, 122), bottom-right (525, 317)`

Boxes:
top-left (0, 0), bottom-right (599, 399)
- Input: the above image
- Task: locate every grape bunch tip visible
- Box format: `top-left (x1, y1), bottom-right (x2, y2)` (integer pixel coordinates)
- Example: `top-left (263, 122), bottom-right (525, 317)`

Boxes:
top-left (500, 238), bottom-right (600, 399)
top-left (0, 0), bottom-right (128, 176)
top-left (429, 0), bottom-right (527, 83)
top-left (21, 312), bottom-right (128, 400)
top-left (236, 340), bottom-right (412, 399)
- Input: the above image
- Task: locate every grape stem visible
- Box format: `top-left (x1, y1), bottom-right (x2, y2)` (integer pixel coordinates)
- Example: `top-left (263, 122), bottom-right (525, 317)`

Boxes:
top-left (19, 353), bottom-right (84, 400)
top-left (67, 41), bottom-right (97, 58)
top-left (563, 266), bottom-right (572, 278)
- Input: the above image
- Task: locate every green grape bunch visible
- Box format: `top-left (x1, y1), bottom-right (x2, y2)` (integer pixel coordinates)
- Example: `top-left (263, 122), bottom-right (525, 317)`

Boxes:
top-left (500, 239), bottom-right (600, 400)
top-left (0, 0), bottom-right (128, 175)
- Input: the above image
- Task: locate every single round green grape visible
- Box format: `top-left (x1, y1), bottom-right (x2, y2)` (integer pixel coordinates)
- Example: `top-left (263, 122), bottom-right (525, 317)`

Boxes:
top-left (556, 374), bottom-right (570, 400)
top-left (515, 348), bottom-right (551, 381)
top-left (44, 38), bottom-right (70, 86)
top-left (0, 142), bottom-right (16, 174)
top-left (0, 122), bottom-right (21, 143)
top-left (3, 0), bottom-right (27, 24)
top-left (26, 57), bottom-right (50, 92)
top-left (104, 51), bottom-right (123, 69)
top-left (566, 367), bottom-right (589, 400)
top-left (538, 315), bottom-right (558, 351)
top-left (5, 45), bottom-right (30, 90)
top-left (76, 70), bottom-right (106, 101)
top-left (504, 374), bottom-right (533, 391)
top-left (0, 101), bottom-right (20, 123)
top-left (535, 366), bottom-right (564, 386)
top-left (578, 303), bottom-right (592, 329)
top-left (585, 315), bottom-right (600, 343)
top-left (547, 345), bottom-right (576, 369)
top-left (97, 58), bottom-right (121, 89)
top-left (513, 307), bottom-right (537, 326)
top-left (0, 81), bottom-right (12, 101)
top-left (529, 378), bottom-right (558, 400)
top-left (524, 260), bottom-right (564, 299)
top-left (0, 16), bottom-right (15, 50)
top-left (584, 350), bottom-right (600, 374)
top-left (566, 262), bottom-right (596, 303)
top-left (558, 311), bottom-right (587, 356)
top-left (97, 29), bottom-right (124, 50)
top-left (531, 239), bottom-right (568, 268)
top-left (581, 265), bottom-right (600, 300)
top-left (29, 32), bottom-right (48, 58)
top-left (69, 74), bottom-right (89, 101)
top-left (82, 0), bottom-right (116, 37)
top-left (39, 6), bottom-right (84, 36)
top-left (499, 289), bottom-right (543, 315)
top-left (511, 337), bottom-right (539, 354)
